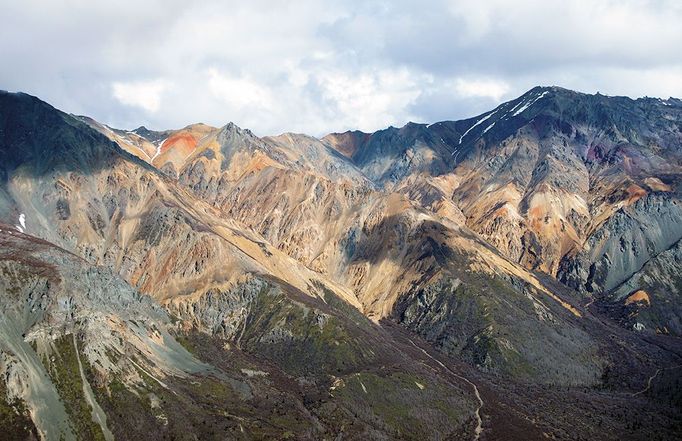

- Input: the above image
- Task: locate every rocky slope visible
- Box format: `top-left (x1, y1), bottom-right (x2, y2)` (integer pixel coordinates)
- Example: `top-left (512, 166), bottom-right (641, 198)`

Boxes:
top-left (126, 104), bottom-right (608, 384)
top-left (2, 226), bottom-right (680, 440)
top-left (324, 86), bottom-right (682, 336)
top-left (1, 224), bottom-right (491, 440)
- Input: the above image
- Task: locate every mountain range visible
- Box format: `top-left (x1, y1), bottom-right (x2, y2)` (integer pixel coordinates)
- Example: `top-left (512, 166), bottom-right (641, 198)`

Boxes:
top-left (0, 86), bottom-right (681, 440)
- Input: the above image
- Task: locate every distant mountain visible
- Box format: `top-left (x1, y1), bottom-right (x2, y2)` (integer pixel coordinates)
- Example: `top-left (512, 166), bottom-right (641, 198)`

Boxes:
top-left (325, 86), bottom-right (682, 334)
top-left (0, 88), bottom-right (681, 440)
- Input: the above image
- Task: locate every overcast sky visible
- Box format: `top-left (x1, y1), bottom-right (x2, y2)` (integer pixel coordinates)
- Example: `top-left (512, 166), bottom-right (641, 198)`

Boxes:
top-left (1, 0), bottom-right (681, 136)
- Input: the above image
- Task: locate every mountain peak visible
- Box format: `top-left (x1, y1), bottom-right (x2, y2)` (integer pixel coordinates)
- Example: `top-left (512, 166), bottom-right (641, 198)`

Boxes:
top-left (220, 121), bottom-right (248, 134)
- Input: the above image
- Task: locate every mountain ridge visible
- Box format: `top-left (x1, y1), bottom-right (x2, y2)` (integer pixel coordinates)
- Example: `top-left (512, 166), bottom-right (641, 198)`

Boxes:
top-left (1, 86), bottom-right (681, 440)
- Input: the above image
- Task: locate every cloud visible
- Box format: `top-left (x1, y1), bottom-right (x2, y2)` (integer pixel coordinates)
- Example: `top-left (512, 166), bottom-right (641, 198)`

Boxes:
top-left (312, 67), bottom-right (427, 131)
top-left (453, 79), bottom-right (510, 101)
top-left (112, 79), bottom-right (171, 113)
top-left (1, 0), bottom-right (681, 135)
top-left (208, 69), bottom-right (273, 109)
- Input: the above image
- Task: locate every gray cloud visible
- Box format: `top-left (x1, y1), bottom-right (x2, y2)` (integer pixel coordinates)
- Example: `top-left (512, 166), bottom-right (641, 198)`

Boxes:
top-left (1, 0), bottom-right (681, 136)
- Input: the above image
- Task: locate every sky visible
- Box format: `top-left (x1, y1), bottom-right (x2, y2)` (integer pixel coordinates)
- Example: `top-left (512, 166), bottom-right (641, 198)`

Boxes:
top-left (1, 0), bottom-right (681, 136)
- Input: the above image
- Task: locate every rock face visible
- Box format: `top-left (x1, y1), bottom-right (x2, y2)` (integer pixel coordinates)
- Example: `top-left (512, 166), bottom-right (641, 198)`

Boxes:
top-left (1, 88), bottom-right (682, 440)
top-left (0, 227), bottom-right (208, 440)
top-left (558, 193), bottom-right (682, 294)
top-left (606, 239), bottom-right (682, 335)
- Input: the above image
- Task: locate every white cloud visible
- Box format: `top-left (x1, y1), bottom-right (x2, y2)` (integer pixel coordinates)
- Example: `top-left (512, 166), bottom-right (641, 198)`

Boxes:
top-left (454, 79), bottom-right (510, 101)
top-left (112, 79), bottom-right (170, 113)
top-left (314, 67), bottom-right (427, 131)
top-left (1, 1), bottom-right (681, 134)
top-left (208, 69), bottom-right (273, 109)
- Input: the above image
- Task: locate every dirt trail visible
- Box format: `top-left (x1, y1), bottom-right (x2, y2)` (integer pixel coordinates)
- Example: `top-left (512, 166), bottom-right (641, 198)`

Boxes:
top-left (633, 364), bottom-right (682, 396)
top-left (73, 334), bottom-right (115, 441)
top-left (407, 338), bottom-right (484, 441)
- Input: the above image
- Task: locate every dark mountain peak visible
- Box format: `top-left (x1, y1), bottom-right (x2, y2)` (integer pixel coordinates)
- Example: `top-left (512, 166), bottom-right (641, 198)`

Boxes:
top-left (132, 125), bottom-right (169, 143)
top-left (0, 89), bottom-right (61, 117)
top-left (326, 129), bottom-right (369, 137)
top-left (220, 121), bottom-right (252, 136)
top-left (321, 85), bottom-right (682, 185)
top-left (0, 92), bottom-right (154, 184)
top-left (215, 121), bottom-right (267, 165)
top-left (448, 85), bottom-right (682, 153)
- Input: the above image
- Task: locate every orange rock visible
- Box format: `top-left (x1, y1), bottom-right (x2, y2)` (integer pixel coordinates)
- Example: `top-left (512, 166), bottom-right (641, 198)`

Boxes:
top-left (644, 177), bottom-right (672, 192)
top-left (625, 290), bottom-right (650, 306)
top-left (161, 132), bottom-right (197, 155)
top-left (625, 184), bottom-right (647, 204)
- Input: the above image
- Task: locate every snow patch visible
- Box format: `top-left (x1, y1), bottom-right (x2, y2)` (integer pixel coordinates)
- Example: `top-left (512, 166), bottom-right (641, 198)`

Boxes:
top-left (151, 138), bottom-right (167, 161)
top-left (512, 91), bottom-right (549, 116)
top-left (482, 122), bottom-right (495, 134)
top-left (506, 98), bottom-right (527, 116)
top-left (15, 213), bottom-right (25, 233)
top-left (458, 109), bottom-right (499, 145)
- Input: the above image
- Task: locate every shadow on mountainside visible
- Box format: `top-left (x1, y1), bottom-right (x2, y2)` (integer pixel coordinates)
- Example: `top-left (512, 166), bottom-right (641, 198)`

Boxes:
top-left (0, 91), bottom-right (156, 183)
